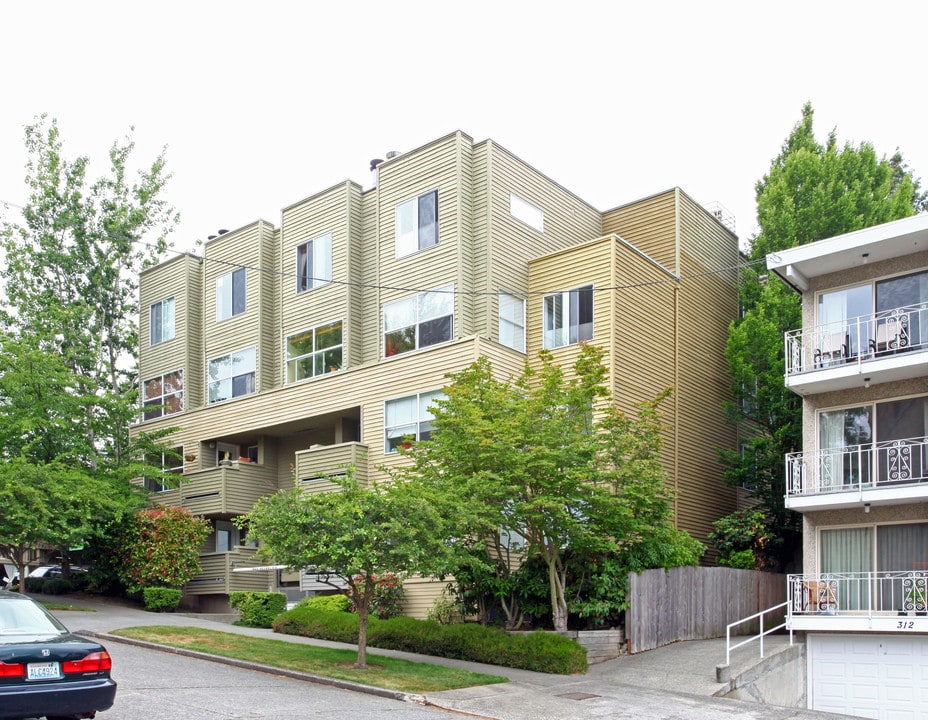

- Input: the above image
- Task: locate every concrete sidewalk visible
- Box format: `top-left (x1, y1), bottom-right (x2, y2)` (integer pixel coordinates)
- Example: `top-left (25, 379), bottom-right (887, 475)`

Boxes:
top-left (50, 594), bottom-right (839, 720)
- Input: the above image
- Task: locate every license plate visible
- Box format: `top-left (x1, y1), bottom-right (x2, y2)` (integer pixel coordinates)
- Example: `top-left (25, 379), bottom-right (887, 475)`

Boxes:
top-left (27, 662), bottom-right (61, 680)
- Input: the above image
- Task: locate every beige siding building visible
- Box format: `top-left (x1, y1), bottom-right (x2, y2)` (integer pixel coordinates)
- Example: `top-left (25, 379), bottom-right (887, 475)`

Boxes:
top-left (134, 131), bottom-right (740, 612)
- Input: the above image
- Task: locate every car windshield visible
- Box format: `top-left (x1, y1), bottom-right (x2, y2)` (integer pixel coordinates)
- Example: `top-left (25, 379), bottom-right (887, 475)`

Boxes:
top-left (0, 598), bottom-right (68, 637)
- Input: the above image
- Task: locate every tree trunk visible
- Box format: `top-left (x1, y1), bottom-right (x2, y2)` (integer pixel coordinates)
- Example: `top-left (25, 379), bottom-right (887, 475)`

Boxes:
top-left (353, 574), bottom-right (376, 669)
top-left (547, 552), bottom-right (568, 632)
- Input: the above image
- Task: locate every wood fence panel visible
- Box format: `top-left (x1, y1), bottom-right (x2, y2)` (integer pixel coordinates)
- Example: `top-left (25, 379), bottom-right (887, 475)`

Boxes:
top-left (627, 567), bottom-right (786, 653)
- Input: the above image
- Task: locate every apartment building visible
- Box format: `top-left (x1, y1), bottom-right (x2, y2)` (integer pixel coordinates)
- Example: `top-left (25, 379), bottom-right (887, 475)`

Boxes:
top-left (134, 131), bottom-right (740, 614)
top-left (768, 214), bottom-right (928, 718)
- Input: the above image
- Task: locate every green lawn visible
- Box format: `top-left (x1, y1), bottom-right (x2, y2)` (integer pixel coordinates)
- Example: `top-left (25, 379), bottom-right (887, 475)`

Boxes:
top-left (112, 626), bottom-right (507, 693)
top-left (42, 600), bottom-right (95, 612)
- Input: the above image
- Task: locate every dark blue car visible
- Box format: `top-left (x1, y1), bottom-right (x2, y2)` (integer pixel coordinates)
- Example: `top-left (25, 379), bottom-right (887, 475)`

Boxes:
top-left (0, 590), bottom-right (116, 719)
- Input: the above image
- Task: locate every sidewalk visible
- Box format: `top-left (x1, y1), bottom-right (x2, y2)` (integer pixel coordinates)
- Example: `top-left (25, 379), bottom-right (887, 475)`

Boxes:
top-left (51, 594), bottom-right (839, 720)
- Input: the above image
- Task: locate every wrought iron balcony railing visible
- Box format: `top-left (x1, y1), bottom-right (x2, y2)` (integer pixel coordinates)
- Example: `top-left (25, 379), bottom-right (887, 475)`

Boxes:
top-left (788, 572), bottom-right (927, 617)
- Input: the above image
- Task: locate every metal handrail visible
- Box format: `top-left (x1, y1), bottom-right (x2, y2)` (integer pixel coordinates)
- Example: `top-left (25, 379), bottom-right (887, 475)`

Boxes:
top-left (725, 600), bottom-right (790, 666)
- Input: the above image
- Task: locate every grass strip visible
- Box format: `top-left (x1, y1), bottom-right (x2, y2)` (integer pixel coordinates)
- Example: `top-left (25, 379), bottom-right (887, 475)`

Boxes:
top-left (112, 626), bottom-right (506, 693)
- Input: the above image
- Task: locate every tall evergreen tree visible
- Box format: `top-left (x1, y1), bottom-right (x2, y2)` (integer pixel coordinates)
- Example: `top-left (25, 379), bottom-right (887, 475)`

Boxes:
top-left (722, 103), bottom-right (921, 569)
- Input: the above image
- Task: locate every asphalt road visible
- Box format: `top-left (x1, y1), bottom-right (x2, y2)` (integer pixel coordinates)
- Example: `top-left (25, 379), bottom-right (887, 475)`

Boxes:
top-left (97, 641), bottom-right (459, 720)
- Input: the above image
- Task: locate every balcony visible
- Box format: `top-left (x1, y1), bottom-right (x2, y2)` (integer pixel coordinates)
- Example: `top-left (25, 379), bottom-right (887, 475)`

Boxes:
top-left (155, 462), bottom-right (278, 516)
top-left (294, 442), bottom-right (368, 494)
top-left (784, 303), bottom-right (927, 394)
top-left (787, 572), bottom-right (928, 633)
top-left (785, 436), bottom-right (928, 510)
top-left (185, 547), bottom-right (274, 596)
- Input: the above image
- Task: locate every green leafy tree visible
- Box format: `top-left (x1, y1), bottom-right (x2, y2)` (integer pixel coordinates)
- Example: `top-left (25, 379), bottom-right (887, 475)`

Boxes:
top-left (238, 475), bottom-right (446, 668)
top-left (0, 114), bottom-right (177, 470)
top-left (723, 102), bottom-right (921, 568)
top-left (120, 507), bottom-right (210, 594)
top-left (398, 345), bottom-right (702, 632)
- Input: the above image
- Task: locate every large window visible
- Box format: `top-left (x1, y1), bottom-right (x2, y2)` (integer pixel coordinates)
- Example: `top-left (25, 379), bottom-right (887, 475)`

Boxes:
top-left (296, 232), bottom-right (332, 292)
top-left (384, 390), bottom-right (444, 452)
top-left (142, 370), bottom-right (184, 421)
top-left (818, 395), bottom-right (927, 487)
top-left (144, 446), bottom-right (182, 492)
top-left (543, 285), bottom-right (593, 349)
top-left (208, 347), bottom-right (256, 403)
top-left (499, 292), bottom-right (526, 352)
top-left (509, 193), bottom-right (544, 232)
top-left (216, 268), bottom-right (246, 321)
top-left (150, 297), bottom-right (175, 345)
top-left (383, 285), bottom-right (453, 357)
top-left (286, 321), bottom-right (343, 382)
top-left (395, 190), bottom-right (438, 258)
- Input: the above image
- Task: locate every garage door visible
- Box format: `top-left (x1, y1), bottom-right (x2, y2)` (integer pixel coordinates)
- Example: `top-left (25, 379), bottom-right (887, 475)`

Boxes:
top-left (808, 634), bottom-right (928, 719)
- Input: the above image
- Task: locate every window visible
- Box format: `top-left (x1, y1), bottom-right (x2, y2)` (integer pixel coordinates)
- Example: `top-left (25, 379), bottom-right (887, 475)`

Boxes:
top-left (296, 232), bottom-right (332, 292)
top-left (142, 370), bottom-right (184, 421)
top-left (144, 446), bottom-right (182, 492)
top-left (384, 390), bottom-right (444, 452)
top-left (395, 190), bottom-right (438, 257)
top-left (818, 395), bottom-right (927, 487)
top-left (216, 268), bottom-right (246, 321)
top-left (150, 297), bottom-right (175, 345)
top-left (286, 321), bottom-right (343, 382)
top-left (383, 285), bottom-right (453, 357)
top-left (499, 292), bottom-right (526, 352)
top-left (543, 285), bottom-right (593, 349)
top-left (509, 193), bottom-right (544, 232)
top-left (215, 520), bottom-right (239, 553)
top-left (208, 347), bottom-right (256, 403)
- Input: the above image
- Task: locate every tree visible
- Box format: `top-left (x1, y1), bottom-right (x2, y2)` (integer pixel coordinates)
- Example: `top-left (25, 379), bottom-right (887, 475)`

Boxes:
top-left (120, 507), bottom-right (210, 594)
top-left (397, 345), bottom-right (702, 632)
top-left (0, 114), bottom-right (177, 470)
top-left (238, 475), bottom-right (446, 668)
top-left (723, 102), bottom-right (921, 569)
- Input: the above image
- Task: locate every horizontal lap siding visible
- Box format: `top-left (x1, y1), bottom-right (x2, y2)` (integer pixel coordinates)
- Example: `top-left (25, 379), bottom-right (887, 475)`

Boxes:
top-left (401, 576), bottom-right (448, 619)
top-left (603, 190), bottom-right (678, 272)
top-left (488, 144), bottom-right (603, 344)
top-left (346, 184), bottom-right (365, 368)
top-left (280, 184), bottom-right (358, 383)
top-left (359, 190), bottom-right (379, 364)
top-left (673, 193), bottom-right (739, 552)
top-left (470, 144), bottom-right (490, 337)
top-left (203, 223), bottom-right (272, 407)
top-left (139, 255), bottom-right (201, 405)
top-left (258, 223), bottom-right (280, 392)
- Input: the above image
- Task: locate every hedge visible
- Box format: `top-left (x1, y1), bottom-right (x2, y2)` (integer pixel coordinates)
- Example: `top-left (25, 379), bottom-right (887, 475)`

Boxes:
top-left (273, 607), bottom-right (587, 675)
top-left (143, 587), bottom-right (182, 612)
top-left (230, 591), bottom-right (287, 628)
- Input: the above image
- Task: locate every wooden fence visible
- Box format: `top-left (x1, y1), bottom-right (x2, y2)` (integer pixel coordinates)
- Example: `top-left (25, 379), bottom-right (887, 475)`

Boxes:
top-left (626, 567), bottom-right (786, 654)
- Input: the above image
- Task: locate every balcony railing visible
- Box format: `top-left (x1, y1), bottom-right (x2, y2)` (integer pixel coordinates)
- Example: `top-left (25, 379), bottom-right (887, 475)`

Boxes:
top-left (154, 462), bottom-right (278, 516)
top-left (788, 572), bottom-right (927, 617)
top-left (186, 547), bottom-right (274, 595)
top-left (294, 442), bottom-right (368, 494)
top-left (784, 302), bottom-right (927, 377)
top-left (786, 435), bottom-right (928, 500)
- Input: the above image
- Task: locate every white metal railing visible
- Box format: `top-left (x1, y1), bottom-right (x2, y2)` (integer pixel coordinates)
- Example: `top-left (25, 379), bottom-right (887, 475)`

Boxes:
top-left (784, 302), bottom-right (927, 376)
top-left (725, 601), bottom-right (790, 666)
top-left (786, 435), bottom-right (927, 498)
top-left (787, 572), bottom-right (928, 618)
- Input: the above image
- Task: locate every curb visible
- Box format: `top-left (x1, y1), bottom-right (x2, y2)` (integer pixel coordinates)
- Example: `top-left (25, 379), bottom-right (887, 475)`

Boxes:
top-left (83, 630), bottom-right (426, 705)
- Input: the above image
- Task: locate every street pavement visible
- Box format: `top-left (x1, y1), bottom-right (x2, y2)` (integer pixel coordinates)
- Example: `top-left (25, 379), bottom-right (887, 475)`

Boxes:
top-left (49, 594), bottom-right (848, 720)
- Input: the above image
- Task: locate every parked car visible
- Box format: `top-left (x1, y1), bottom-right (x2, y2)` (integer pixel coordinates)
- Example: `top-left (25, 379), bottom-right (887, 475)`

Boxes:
top-left (0, 590), bottom-right (116, 719)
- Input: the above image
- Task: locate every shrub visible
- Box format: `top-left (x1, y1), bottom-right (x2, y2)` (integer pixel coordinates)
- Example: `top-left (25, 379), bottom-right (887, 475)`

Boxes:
top-left (143, 587), bottom-right (182, 612)
top-left (272, 607), bottom-right (587, 674)
top-left (67, 570), bottom-right (90, 591)
top-left (426, 589), bottom-right (463, 625)
top-left (720, 548), bottom-right (756, 569)
top-left (296, 593), bottom-right (350, 613)
top-left (229, 591), bottom-right (287, 628)
top-left (41, 578), bottom-right (72, 595)
top-left (24, 576), bottom-right (46, 593)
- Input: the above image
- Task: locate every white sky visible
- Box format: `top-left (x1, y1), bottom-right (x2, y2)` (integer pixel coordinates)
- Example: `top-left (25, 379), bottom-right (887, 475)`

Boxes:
top-left (2, 1), bottom-right (927, 254)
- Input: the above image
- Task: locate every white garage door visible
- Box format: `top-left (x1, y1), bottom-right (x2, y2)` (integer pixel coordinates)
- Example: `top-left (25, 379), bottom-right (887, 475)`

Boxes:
top-left (808, 634), bottom-right (928, 719)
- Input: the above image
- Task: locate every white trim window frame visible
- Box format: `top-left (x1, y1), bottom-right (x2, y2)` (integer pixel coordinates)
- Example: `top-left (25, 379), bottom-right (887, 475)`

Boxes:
top-left (498, 291), bottom-right (526, 352)
top-left (384, 389), bottom-right (445, 453)
top-left (383, 284), bottom-right (454, 357)
top-left (543, 284), bottom-right (594, 349)
top-left (286, 320), bottom-right (343, 382)
top-left (296, 231), bottom-right (333, 292)
top-left (395, 189), bottom-right (438, 258)
top-left (144, 446), bottom-right (183, 492)
top-left (142, 369), bottom-right (184, 421)
top-left (208, 346), bottom-right (257, 403)
top-left (509, 193), bottom-right (544, 232)
top-left (149, 296), bottom-right (175, 345)
top-left (216, 267), bottom-right (246, 321)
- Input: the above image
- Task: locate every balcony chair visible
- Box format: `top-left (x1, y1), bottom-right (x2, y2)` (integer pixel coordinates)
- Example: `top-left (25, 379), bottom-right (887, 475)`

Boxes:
top-left (814, 332), bottom-right (848, 367)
